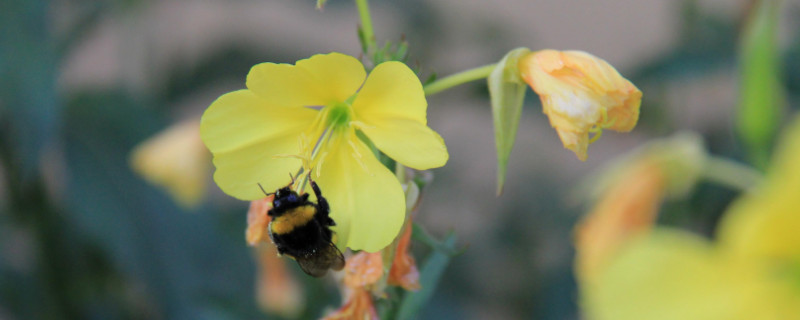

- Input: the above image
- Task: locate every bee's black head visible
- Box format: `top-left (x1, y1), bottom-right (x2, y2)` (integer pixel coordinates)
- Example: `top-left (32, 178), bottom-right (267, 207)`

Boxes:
top-left (270, 186), bottom-right (308, 216)
top-left (274, 186), bottom-right (293, 199)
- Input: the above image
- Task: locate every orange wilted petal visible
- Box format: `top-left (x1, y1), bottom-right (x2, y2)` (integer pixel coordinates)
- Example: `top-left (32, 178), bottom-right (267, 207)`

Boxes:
top-left (519, 50), bottom-right (641, 161)
top-left (322, 288), bottom-right (379, 320)
top-left (574, 157), bottom-right (666, 284)
top-left (246, 196), bottom-right (274, 246)
top-left (344, 252), bottom-right (384, 288)
top-left (255, 244), bottom-right (304, 317)
top-left (388, 222), bottom-right (421, 291)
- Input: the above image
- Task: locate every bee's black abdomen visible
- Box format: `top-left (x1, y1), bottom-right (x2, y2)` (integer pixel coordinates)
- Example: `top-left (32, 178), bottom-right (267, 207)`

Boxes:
top-left (271, 220), bottom-right (330, 258)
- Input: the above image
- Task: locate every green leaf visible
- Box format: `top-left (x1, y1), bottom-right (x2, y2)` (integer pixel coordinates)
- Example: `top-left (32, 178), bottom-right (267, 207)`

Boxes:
top-left (737, 0), bottom-right (785, 169)
top-left (0, 0), bottom-right (60, 186)
top-left (488, 48), bottom-right (531, 195)
top-left (316, 0), bottom-right (328, 10)
top-left (395, 232), bottom-right (458, 320)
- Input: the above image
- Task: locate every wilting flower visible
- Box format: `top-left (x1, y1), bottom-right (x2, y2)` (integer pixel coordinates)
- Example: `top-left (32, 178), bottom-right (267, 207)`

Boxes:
top-left (519, 50), bottom-right (641, 161)
top-left (343, 251), bottom-right (384, 289)
top-left (574, 157), bottom-right (666, 284)
top-left (130, 119), bottom-right (210, 208)
top-left (326, 220), bottom-right (421, 319)
top-left (246, 197), bottom-right (274, 246)
top-left (201, 53), bottom-right (448, 252)
top-left (388, 221), bottom-right (421, 291)
top-left (582, 117), bottom-right (800, 319)
top-left (574, 133), bottom-right (707, 284)
top-left (325, 251), bottom-right (383, 320)
top-left (323, 287), bottom-right (379, 320)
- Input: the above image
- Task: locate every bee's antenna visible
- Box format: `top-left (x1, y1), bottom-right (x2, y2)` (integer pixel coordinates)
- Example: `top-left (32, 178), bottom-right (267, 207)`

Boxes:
top-left (257, 183), bottom-right (273, 197)
top-left (289, 172), bottom-right (297, 184)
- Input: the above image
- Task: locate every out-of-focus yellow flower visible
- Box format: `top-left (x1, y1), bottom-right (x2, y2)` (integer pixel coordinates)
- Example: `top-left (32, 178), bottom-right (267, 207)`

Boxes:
top-left (583, 117), bottom-right (800, 320)
top-left (574, 157), bottom-right (666, 284)
top-left (130, 119), bottom-right (210, 208)
top-left (201, 53), bottom-right (449, 252)
top-left (255, 244), bottom-right (304, 318)
top-left (519, 50), bottom-right (641, 161)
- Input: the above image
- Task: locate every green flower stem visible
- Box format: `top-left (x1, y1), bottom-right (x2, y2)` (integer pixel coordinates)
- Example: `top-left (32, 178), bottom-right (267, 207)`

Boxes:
top-left (702, 156), bottom-right (763, 191)
top-left (355, 0), bottom-right (376, 51)
top-left (423, 64), bottom-right (497, 96)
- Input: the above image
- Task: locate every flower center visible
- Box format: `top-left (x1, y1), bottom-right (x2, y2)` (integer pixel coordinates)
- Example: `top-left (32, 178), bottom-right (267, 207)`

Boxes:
top-left (289, 100), bottom-right (358, 192)
top-left (325, 102), bottom-right (352, 130)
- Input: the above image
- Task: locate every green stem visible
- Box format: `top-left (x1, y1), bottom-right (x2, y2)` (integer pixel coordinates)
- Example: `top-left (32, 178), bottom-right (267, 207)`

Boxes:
top-left (355, 0), bottom-right (376, 51)
top-left (702, 156), bottom-right (763, 191)
top-left (423, 64), bottom-right (497, 96)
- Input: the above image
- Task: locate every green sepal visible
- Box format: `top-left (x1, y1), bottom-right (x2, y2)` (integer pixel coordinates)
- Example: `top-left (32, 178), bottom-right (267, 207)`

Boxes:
top-left (488, 47), bottom-right (531, 196)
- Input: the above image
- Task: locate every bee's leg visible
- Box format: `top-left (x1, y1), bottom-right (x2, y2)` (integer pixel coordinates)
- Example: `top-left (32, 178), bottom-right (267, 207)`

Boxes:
top-left (310, 179), bottom-right (335, 226)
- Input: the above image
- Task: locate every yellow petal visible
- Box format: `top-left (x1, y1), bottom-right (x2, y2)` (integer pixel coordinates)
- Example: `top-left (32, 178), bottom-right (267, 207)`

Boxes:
top-left (585, 230), bottom-right (800, 320)
top-left (719, 115), bottom-right (800, 260)
top-left (200, 90), bottom-right (317, 200)
top-left (519, 50), bottom-right (641, 160)
top-left (357, 119), bottom-right (448, 170)
top-left (130, 119), bottom-right (210, 208)
top-left (246, 53), bottom-right (366, 107)
top-left (352, 61), bottom-right (448, 170)
top-left (315, 129), bottom-right (406, 252)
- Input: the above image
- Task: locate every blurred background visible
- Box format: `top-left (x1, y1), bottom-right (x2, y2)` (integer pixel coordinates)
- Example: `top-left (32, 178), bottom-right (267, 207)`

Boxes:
top-left (2, 0), bottom-right (800, 319)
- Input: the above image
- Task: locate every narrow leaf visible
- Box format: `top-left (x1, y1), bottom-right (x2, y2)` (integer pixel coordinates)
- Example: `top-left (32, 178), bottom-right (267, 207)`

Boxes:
top-left (488, 48), bottom-right (531, 195)
top-left (737, 0), bottom-right (784, 169)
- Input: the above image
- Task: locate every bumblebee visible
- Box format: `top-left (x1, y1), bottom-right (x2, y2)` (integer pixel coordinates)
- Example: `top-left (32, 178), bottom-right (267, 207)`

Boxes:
top-left (265, 177), bottom-right (345, 277)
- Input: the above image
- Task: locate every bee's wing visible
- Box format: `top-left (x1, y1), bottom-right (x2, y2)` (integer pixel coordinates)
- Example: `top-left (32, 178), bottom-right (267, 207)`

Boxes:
top-left (296, 243), bottom-right (345, 277)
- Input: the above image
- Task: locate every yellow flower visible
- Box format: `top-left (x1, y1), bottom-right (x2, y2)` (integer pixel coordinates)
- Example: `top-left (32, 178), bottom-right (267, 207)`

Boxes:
top-left (200, 53), bottom-right (448, 252)
top-left (583, 117), bottom-right (800, 320)
top-left (130, 119), bottom-right (210, 208)
top-left (519, 50), bottom-right (642, 161)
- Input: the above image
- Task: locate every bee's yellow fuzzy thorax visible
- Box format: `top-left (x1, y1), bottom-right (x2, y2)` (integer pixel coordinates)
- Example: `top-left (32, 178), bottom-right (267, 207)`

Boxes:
top-left (270, 205), bottom-right (317, 235)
